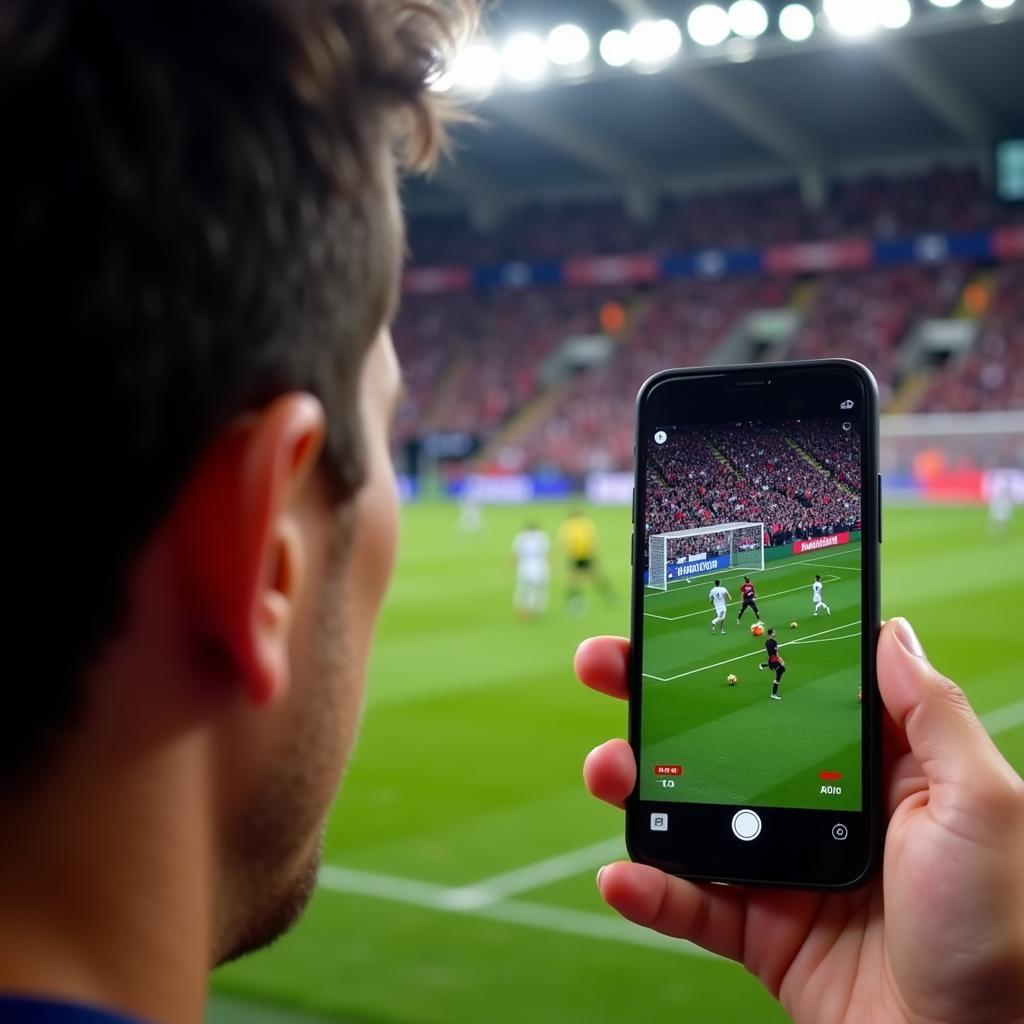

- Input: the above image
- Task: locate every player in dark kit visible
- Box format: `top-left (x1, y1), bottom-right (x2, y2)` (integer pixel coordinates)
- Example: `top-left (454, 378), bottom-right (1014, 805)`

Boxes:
top-left (758, 628), bottom-right (786, 699)
top-left (737, 576), bottom-right (760, 622)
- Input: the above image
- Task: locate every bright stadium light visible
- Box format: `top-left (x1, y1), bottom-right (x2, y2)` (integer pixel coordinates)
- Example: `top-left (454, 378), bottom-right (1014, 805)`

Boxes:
top-left (599, 28), bottom-right (633, 67)
top-left (427, 66), bottom-right (454, 92)
top-left (879, 0), bottom-right (913, 28)
top-left (928, 0), bottom-right (962, 7)
top-left (728, 0), bottom-right (769, 39)
top-left (547, 23), bottom-right (590, 66)
top-left (778, 4), bottom-right (815, 41)
top-left (824, 0), bottom-right (879, 37)
top-left (501, 32), bottom-right (548, 83)
top-left (980, 0), bottom-right (1015, 9)
top-left (451, 42), bottom-right (501, 93)
top-left (687, 4), bottom-right (731, 46)
top-left (630, 19), bottom-right (683, 66)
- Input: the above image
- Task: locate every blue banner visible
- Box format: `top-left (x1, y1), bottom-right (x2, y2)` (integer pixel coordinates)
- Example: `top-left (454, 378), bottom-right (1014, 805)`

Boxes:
top-left (644, 553), bottom-right (731, 585)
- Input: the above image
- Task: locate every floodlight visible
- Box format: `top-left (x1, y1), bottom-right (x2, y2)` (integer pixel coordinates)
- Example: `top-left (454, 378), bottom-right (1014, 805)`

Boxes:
top-left (687, 4), bottom-right (731, 46)
top-left (927, 0), bottom-right (962, 7)
top-left (879, 0), bottom-right (912, 28)
top-left (630, 19), bottom-right (683, 65)
top-left (980, 0), bottom-right (1015, 9)
top-left (823, 0), bottom-right (879, 37)
top-left (501, 32), bottom-right (548, 83)
top-left (599, 28), bottom-right (633, 67)
top-left (729, 1), bottom-right (769, 39)
top-left (778, 4), bottom-right (815, 41)
top-left (451, 42), bottom-right (501, 92)
top-left (427, 66), bottom-right (454, 93)
top-left (547, 24), bottom-right (590, 66)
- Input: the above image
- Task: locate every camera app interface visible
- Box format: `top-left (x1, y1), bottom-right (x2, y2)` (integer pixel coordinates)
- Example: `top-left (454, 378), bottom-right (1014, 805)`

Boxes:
top-left (640, 414), bottom-right (864, 812)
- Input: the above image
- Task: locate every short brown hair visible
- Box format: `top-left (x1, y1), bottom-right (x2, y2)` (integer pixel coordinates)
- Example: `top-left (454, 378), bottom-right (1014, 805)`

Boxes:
top-left (2, 0), bottom-right (465, 785)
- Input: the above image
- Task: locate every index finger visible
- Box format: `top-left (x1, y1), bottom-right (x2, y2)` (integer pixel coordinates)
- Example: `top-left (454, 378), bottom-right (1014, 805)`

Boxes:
top-left (575, 635), bottom-right (630, 700)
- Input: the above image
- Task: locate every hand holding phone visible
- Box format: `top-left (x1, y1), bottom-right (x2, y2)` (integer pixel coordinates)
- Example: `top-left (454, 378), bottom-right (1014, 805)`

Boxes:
top-left (629, 360), bottom-right (882, 887)
top-left (575, 622), bottom-right (1024, 1024)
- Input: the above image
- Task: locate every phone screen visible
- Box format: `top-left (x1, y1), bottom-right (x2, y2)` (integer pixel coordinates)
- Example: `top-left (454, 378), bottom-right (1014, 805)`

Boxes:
top-left (629, 361), bottom-right (880, 888)
top-left (640, 414), bottom-right (863, 811)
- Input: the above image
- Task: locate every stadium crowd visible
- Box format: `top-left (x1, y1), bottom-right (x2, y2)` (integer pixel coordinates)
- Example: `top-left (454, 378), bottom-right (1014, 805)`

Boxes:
top-left (408, 167), bottom-right (1017, 266)
top-left (644, 422), bottom-right (861, 554)
top-left (391, 169), bottom-right (1022, 475)
top-left (918, 263), bottom-right (1024, 413)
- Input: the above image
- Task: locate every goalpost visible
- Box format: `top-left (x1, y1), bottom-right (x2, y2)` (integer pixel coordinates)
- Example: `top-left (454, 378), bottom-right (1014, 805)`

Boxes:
top-left (648, 521), bottom-right (764, 591)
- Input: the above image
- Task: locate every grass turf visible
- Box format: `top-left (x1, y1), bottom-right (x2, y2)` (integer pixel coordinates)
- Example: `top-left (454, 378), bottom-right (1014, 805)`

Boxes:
top-left (211, 501), bottom-right (1023, 1024)
top-left (640, 546), bottom-right (863, 809)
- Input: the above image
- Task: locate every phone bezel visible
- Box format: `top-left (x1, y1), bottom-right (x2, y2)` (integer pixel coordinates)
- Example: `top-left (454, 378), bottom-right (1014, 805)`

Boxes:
top-left (627, 359), bottom-right (882, 890)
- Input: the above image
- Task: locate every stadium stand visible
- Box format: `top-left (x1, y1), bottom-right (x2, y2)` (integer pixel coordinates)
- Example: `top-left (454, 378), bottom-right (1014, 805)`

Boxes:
top-left (644, 422), bottom-right (861, 550)
top-left (408, 167), bottom-right (1019, 266)
top-left (394, 168), bottom-right (1023, 474)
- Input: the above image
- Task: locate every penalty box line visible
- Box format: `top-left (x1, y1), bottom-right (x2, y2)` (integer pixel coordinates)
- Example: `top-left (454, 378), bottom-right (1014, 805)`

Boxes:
top-left (644, 544), bottom-right (863, 598)
top-left (644, 576), bottom-right (841, 622)
top-left (642, 620), bottom-right (859, 682)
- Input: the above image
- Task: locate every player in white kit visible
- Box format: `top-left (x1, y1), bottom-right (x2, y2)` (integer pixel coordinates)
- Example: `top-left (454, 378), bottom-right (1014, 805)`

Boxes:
top-left (812, 574), bottom-right (831, 616)
top-left (512, 524), bottom-right (550, 619)
top-left (709, 578), bottom-right (732, 634)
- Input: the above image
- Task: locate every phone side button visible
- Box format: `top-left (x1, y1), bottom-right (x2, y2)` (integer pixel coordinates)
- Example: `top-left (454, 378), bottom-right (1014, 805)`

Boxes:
top-left (877, 474), bottom-right (883, 544)
top-left (630, 532), bottom-right (633, 566)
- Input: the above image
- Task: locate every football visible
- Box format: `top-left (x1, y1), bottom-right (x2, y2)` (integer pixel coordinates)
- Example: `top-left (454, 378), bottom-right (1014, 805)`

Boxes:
top-left (727, 674), bottom-right (738, 686)
top-left (789, 621), bottom-right (799, 629)
top-left (751, 622), bottom-right (765, 637)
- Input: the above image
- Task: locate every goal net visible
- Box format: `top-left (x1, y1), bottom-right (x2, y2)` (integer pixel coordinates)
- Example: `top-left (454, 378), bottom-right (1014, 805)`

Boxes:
top-left (647, 521), bottom-right (764, 591)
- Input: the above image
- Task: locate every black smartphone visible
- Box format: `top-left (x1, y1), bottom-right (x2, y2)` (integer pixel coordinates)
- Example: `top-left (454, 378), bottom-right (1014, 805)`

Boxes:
top-left (628, 359), bottom-right (882, 889)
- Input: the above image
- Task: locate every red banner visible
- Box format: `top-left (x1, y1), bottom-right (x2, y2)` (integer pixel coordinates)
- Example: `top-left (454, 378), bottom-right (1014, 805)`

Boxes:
top-left (793, 531), bottom-right (851, 555)
top-left (764, 239), bottom-right (872, 275)
top-left (564, 253), bottom-right (660, 286)
top-left (992, 225), bottom-right (1024, 261)
top-left (402, 265), bottom-right (473, 295)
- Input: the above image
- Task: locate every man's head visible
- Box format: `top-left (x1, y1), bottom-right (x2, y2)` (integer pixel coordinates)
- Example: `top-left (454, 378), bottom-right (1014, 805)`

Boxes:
top-left (714, 579), bottom-right (721, 587)
top-left (744, 576), bottom-right (750, 583)
top-left (3, 0), bottom-right (463, 965)
top-left (767, 628), bottom-right (776, 637)
top-left (816, 574), bottom-right (822, 581)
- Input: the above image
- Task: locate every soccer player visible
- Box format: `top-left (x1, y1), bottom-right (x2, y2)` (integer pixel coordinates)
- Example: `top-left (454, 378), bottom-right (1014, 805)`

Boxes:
top-left (511, 523), bottom-right (550, 619)
top-left (709, 578), bottom-right (732, 634)
top-left (758, 627), bottom-right (786, 698)
top-left (736, 576), bottom-right (760, 622)
top-left (558, 509), bottom-right (613, 615)
top-left (813, 574), bottom-right (832, 616)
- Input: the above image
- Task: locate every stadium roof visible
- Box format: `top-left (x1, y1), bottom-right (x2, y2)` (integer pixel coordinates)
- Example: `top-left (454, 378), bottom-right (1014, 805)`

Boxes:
top-left (405, 0), bottom-right (1024, 217)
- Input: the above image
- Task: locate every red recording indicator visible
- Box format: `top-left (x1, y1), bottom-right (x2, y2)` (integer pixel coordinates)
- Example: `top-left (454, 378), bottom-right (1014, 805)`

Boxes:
top-left (654, 765), bottom-right (683, 776)
top-left (819, 771), bottom-right (844, 781)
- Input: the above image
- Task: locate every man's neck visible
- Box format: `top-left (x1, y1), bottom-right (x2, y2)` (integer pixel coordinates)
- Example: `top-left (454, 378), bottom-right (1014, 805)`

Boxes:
top-left (0, 739), bottom-right (212, 1024)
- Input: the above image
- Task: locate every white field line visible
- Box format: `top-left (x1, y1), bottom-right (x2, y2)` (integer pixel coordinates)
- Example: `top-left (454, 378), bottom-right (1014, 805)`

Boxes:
top-left (314, 699), bottom-right (1020, 957)
top-left (644, 575), bottom-right (840, 622)
top-left (317, 862), bottom-right (711, 957)
top-left (643, 620), bottom-right (859, 682)
top-left (443, 836), bottom-right (625, 909)
top-left (981, 699), bottom-right (1024, 737)
top-left (789, 631), bottom-right (861, 646)
top-left (801, 558), bottom-right (862, 572)
top-left (644, 544), bottom-right (862, 597)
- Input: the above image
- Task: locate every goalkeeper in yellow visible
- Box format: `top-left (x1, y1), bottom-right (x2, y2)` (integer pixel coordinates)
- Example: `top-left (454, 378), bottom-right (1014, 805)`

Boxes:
top-left (558, 510), bottom-right (615, 615)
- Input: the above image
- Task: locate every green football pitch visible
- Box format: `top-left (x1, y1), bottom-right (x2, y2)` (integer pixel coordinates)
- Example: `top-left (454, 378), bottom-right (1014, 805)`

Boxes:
top-left (639, 546), bottom-right (863, 810)
top-left (211, 502), bottom-right (1023, 1024)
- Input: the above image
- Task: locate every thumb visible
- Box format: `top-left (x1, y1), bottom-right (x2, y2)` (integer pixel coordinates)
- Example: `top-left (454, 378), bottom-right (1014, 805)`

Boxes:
top-left (878, 617), bottom-right (1005, 790)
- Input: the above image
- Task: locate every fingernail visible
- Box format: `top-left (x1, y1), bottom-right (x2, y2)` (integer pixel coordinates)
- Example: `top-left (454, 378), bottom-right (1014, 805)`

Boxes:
top-left (596, 865), bottom-right (607, 889)
top-left (895, 617), bottom-right (925, 659)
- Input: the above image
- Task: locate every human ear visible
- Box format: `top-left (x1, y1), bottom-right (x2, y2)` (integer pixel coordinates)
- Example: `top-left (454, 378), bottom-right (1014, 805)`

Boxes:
top-left (170, 393), bottom-right (326, 705)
